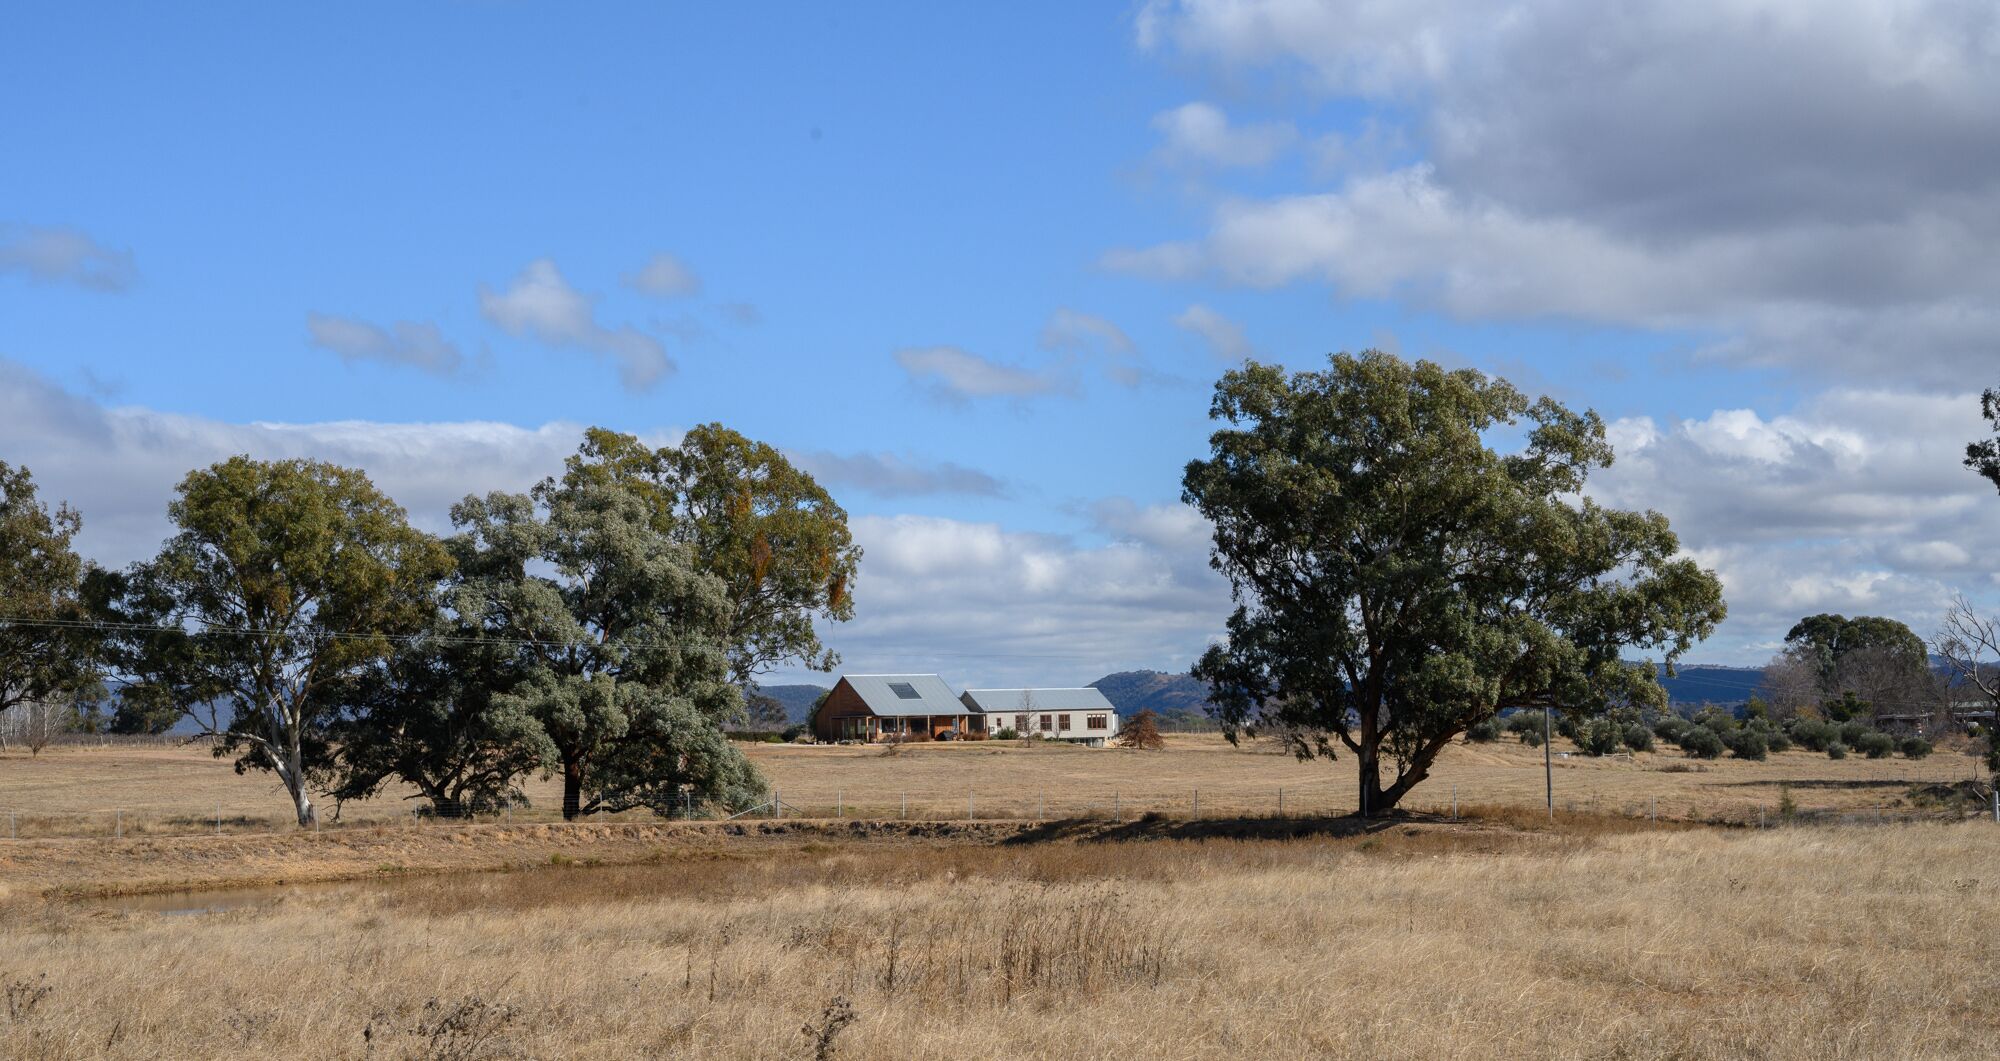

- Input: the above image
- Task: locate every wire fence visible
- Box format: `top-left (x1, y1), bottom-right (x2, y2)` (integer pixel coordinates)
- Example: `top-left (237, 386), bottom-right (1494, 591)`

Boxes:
top-left (4, 776), bottom-right (1995, 840)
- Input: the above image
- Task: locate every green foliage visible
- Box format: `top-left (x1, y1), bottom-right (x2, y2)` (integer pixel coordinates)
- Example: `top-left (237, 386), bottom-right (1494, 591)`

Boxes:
top-left (1622, 724), bottom-right (1654, 753)
top-left (1826, 741), bottom-right (1849, 760)
top-left (1743, 695), bottom-right (1770, 720)
top-left (1652, 715), bottom-right (1690, 745)
top-left (0, 462), bottom-right (93, 724)
top-left (1505, 712), bottom-right (1543, 741)
top-left (1784, 614), bottom-right (1929, 689)
top-left (1900, 735), bottom-right (1933, 760)
top-left (1787, 719), bottom-right (1835, 752)
top-left (1678, 725), bottom-right (1724, 759)
top-left (93, 457), bottom-right (451, 825)
top-left (995, 727), bottom-right (1018, 741)
top-left (1691, 705), bottom-right (1738, 734)
top-left (1762, 727), bottom-right (1792, 754)
top-left (1838, 721), bottom-right (1871, 748)
top-left (1854, 731), bottom-right (1896, 759)
top-left (1183, 352), bottom-right (1725, 814)
top-left (1724, 727), bottom-right (1768, 761)
top-left (1970, 387), bottom-right (2000, 494)
top-left (1822, 691), bottom-right (1872, 724)
top-left (451, 468), bottom-right (762, 820)
top-left (1465, 716), bottom-right (1502, 743)
top-left (560, 425), bottom-right (862, 691)
top-left (1518, 725), bottom-right (1545, 748)
top-left (1576, 718), bottom-right (1622, 756)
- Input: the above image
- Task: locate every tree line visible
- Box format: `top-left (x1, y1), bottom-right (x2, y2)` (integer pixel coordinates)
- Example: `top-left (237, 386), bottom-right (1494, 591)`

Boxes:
top-left (0, 425), bottom-right (860, 825)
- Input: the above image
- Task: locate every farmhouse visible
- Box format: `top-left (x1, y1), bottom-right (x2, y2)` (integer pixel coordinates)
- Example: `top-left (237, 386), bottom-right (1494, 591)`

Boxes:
top-left (810, 674), bottom-right (985, 742)
top-left (960, 688), bottom-right (1118, 747)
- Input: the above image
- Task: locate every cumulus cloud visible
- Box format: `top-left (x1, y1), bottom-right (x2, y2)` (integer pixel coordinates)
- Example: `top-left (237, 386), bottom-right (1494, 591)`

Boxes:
top-left (809, 513), bottom-right (1231, 686)
top-left (307, 312), bottom-right (467, 376)
top-left (1173, 303), bottom-right (1253, 362)
top-left (0, 358), bottom-right (619, 567)
top-left (624, 253), bottom-right (703, 298)
top-left (1151, 101), bottom-right (1296, 168)
top-left (0, 224), bottom-right (136, 292)
top-left (1126, 0), bottom-right (2000, 387)
top-left (788, 450), bottom-right (1007, 499)
top-left (1039, 308), bottom-right (1150, 387)
top-left (893, 346), bottom-right (1069, 402)
top-left (1588, 388), bottom-right (2000, 660)
top-left (479, 259), bottom-right (674, 391)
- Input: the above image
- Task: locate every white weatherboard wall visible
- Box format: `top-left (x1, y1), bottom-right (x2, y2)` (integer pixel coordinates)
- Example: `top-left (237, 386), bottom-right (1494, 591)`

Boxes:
top-left (960, 688), bottom-right (1117, 747)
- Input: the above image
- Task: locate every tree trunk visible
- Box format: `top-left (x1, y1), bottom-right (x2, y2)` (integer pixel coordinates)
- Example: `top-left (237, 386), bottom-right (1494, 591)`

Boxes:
top-left (268, 743), bottom-right (317, 827)
top-left (562, 759), bottom-right (583, 821)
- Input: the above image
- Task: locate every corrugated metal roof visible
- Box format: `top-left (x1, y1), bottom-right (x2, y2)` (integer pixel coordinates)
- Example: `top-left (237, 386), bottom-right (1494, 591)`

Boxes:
top-left (959, 688), bottom-right (1117, 713)
top-left (838, 674), bottom-right (966, 717)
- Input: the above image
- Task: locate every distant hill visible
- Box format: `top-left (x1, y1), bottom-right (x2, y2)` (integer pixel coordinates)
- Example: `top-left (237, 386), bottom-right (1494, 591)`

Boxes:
top-left (1655, 664), bottom-right (1767, 706)
top-left (748, 682), bottom-right (830, 726)
top-left (1088, 671), bottom-right (1218, 728)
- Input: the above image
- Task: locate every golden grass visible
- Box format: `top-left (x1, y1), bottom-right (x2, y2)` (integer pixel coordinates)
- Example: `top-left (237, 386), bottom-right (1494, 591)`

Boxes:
top-left (0, 734), bottom-right (1986, 840)
top-left (3, 822), bottom-right (1998, 1059)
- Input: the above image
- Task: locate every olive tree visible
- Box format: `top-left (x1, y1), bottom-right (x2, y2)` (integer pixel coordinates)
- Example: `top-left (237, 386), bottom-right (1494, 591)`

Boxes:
top-left (1184, 353), bottom-right (1726, 815)
top-left (97, 457), bottom-right (451, 825)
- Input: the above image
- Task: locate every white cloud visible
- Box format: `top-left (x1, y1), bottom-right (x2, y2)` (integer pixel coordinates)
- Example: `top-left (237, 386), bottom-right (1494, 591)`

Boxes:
top-left (813, 512), bottom-right (1230, 687)
top-left (624, 253), bottom-right (703, 298)
top-left (1039, 308), bottom-right (1149, 387)
top-left (306, 313), bottom-right (467, 376)
top-left (1588, 387), bottom-right (2000, 660)
top-left (1127, 0), bottom-right (2000, 387)
top-left (1173, 303), bottom-right (1253, 362)
top-left (787, 450), bottom-right (1007, 498)
top-left (0, 358), bottom-right (616, 567)
top-left (0, 224), bottom-right (136, 292)
top-left (893, 346), bottom-right (1068, 401)
top-left (1151, 101), bottom-right (1296, 168)
top-left (479, 259), bottom-right (674, 391)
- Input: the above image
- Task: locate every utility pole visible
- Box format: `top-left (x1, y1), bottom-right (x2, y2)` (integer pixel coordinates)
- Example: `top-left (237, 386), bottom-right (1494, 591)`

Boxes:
top-left (1544, 706), bottom-right (1554, 819)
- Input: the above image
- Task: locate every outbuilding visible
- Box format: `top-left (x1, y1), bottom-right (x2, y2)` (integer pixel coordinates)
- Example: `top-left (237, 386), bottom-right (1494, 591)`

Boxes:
top-left (960, 688), bottom-right (1118, 747)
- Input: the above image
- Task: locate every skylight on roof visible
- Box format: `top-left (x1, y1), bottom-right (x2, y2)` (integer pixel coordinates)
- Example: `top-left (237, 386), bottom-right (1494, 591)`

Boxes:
top-left (888, 682), bottom-right (922, 699)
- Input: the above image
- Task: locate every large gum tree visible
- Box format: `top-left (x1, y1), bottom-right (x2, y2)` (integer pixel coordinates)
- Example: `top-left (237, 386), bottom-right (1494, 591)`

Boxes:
top-left (97, 457), bottom-right (451, 826)
top-left (1184, 352), bottom-right (1727, 816)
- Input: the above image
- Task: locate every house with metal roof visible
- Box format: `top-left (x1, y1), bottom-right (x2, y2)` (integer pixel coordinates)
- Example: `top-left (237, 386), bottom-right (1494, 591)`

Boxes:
top-left (809, 674), bottom-right (984, 742)
top-left (960, 688), bottom-right (1118, 747)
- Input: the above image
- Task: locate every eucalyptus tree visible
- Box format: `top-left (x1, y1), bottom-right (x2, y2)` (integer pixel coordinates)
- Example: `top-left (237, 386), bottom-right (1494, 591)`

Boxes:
top-left (1184, 352), bottom-right (1726, 815)
top-left (450, 477), bottom-right (759, 820)
top-left (96, 457), bottom-right (451, 825)
top-left (1967, 386), bottom-right (2000, 494)
top-left (0, 461), bottom-right (93, 749)
top-left (560, 425), bottom-right (861, 691)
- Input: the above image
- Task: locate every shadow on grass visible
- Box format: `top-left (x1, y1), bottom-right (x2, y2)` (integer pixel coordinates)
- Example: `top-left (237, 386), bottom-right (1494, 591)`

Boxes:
top-left (1709, 778), bottom-right (1915, 790)
top-left (1002, 813), bottom-right (1429, 845)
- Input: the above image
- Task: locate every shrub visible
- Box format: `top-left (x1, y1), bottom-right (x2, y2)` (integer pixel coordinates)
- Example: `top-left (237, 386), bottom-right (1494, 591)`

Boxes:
top-left (1725, 728), bottom-right (1768, 761)
top-left (781, 725), bottom-right (805, 742)
top-left (1763, 729), bottom-right (1792, 754)
top-left (1838, 721), bottom-right (1871, 748)
top-left (1576, 718), bottom-right (1621, 757)
top-left (1679, 725), bottom-right (1724, 759)
top-left (1519, 726), bottom-right (1545, 748)
top-left (1826, 741), bottom-right (1849, 760)
top-left (1789, 720), bottom-right (1834, 752)
top-left (1693, 706), bottom-right (1738, 734)
top-left (1901, 735), bottom-right (1933, 760)
top-left (1622, 724), bottom-right (1654, 753)
top-left (1854, 731), bottom-right (1896, 759)
top-left (995, 727), bottom-right (1018, 741)
top-left (1465, 717), bottom-right (1502, 743)
top-left (1652, 716), bottom-right (1689, 745)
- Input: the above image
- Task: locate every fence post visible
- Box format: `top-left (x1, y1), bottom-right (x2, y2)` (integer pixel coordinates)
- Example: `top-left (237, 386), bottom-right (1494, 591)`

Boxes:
top-left (1193, 788), bottom-right (1199, 818)
top-left (115, 809), bottom-right (122, 838)
top-left (1451, 785), bottom-right (1458, 821)
top-left (1113, 791), bottom-right (1119, 820)
top-left (1279, 787), bottom-right (1285, 818)
top-left (774, 787), bottom-right (781, 820)
top-left (1650, 796), bottom-right (1656, 823)
top-left (1037, 794), bottom-right (1043, 821)
top-left (215, 805), bottom-right (221, 835)
top-left (1992, 786), bottom-right (1997, 824)
top-left (838, 790), bottom-right (844, 818)
top-left (901, 791), bottom-right (907, 820)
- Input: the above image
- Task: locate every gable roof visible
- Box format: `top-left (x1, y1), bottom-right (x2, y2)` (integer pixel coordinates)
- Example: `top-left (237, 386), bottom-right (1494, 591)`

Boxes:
top-left (959, 688), bottom-right (1117, 713)
top-left (837, 674), bottom-right (964, 717)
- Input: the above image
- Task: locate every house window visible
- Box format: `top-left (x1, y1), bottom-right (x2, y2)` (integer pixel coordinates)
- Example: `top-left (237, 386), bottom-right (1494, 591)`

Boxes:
top-left (1087, 715), bottom-right (1108, 730)
top-left (1015, 714), bottom-right (1028, 731)
top-left (1058, 714), bottom-right (1071, 730)
top-left (1039, 715), bottom-right (1053, 731)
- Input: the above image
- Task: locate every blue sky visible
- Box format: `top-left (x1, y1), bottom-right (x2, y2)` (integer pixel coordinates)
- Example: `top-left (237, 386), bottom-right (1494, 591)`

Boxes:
top-left (6, 2), bottom-right (1999, 683)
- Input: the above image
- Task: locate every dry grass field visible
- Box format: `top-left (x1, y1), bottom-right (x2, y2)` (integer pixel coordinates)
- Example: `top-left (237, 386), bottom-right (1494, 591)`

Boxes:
top-left (0, 733), bottom-right (1986, 838)
top-left (3, 820), bottom-right (1999, 1059)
